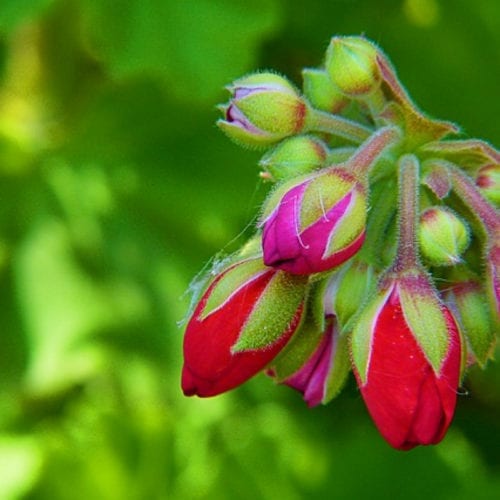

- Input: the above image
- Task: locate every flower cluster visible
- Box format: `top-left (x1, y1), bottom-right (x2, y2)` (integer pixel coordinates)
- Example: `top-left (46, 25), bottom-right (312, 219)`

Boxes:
top-left (181, 36), bottom-right (499, 450)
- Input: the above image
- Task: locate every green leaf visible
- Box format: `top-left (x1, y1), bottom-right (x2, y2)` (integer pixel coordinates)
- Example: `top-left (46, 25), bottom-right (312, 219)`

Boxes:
top-left (81, 0), bottom-right (282, 104)
top-left (0, 0), bottom-right (53, 34)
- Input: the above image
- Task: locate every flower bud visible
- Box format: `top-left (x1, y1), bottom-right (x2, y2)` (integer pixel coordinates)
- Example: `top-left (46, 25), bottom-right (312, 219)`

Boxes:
top-left (323, 260), bottom-right (376, 329)
top-left (445, 280), bottom-right (496, 367)
top-left (259, 135), bottom-right (328, 182)
top-left (267, 316), bottom-right (350, 407)
top-left (419, 207), bottom-right (470, 266)
top-left (181, 257), bottom-right (307, 397)
top-left (302, 68), bottom-right (348, 114)
top-left (260, 168), bottom-right (367, 275)
top-left (476, 164), bottom-right (500, 205)
top-left (350, 274), bottom-right (462, 450)
top-left (217, 72), bottom-right (308, 148)
top-left (325, 36), bottom-right (381, 97)
top-left (486, 244), bottom-right (500, 318)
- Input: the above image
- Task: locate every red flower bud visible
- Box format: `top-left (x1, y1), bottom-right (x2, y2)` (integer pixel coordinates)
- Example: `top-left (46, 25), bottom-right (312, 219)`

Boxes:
top-left (351, 279), bottom-right (462, 450)
top-left (181, 258), bottom-right (307, 397)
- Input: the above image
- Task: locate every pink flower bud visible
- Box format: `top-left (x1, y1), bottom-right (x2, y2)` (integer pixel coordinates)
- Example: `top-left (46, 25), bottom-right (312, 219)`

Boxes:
top-left (351, 277), bottom-right (462, 450)
top-left (181, 257), bottom-right (307, 397)
top-left (217, 72), bottom-right (308, 148)
top-left (279, 317), bottom-right (350, 407)
top-left (260, 169), bottom-right (366, 275)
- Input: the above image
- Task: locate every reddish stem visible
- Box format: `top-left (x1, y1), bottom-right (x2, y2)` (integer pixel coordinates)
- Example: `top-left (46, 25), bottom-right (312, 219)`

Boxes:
top-left (393, 154), bottom-right (420, 272)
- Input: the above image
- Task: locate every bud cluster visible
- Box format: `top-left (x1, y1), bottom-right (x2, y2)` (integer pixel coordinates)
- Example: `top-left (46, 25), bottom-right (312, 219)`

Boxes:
top-left (181, 36), bottom-right (499, 450)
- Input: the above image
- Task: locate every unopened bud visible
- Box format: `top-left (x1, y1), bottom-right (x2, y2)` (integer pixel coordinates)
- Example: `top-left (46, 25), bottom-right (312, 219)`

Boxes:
top-left (419, 207), bottom-right (470, 266)
top-left (445, 281), bottom-right (496, 367)
top-left (325, 36), bottom-right (381, 97)
top-left (217, 72), bottom-right (307, 148)
top-left (259, 135), bottom-right (328, 181)
top-left (302, 68), bottom-right (348, 114)
top-left (476, 164), bottom-right (500, 205)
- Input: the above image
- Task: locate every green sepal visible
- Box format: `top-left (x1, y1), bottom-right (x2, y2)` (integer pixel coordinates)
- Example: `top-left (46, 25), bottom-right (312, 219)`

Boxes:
top-left (200, 257), bottom-right (266, 320)
top-left (325, 187), bottom-right (366, 257)
top-left (302, 67), bottom-right (348, 113)
top-left (268, 315), bottom-right (324, 382)
top-left (325, 36), bottom-right (381, 97)
top-left (419, 139), bottom-right (500, 170)
top-left (235, 90), bottom-right (305, 136)
top-left (334, 260), bottom-right (376, 330)
top-left (450, 282), bottom-right (496, 367)
top-left (259, 135), bottom-right (328, 182)
top-left (350, 285), bottom-right (393, 384)
top-left (419, 207), bottom-right (470, 267)
top-left (322, 329), bottom-right (351, 403)
top-left (260, 172), bottom-right (312, 222)
top-left (232, 272), bottom-right (308, 352)
top-left (398, 274), bottom-right (450, 374)
top-left (300, 169), bottom-right (355, 229)
top-left (216, 119), bottom-right (275, 149)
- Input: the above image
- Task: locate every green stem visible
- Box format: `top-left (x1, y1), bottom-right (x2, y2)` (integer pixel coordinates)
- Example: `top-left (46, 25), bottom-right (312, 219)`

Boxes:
top-left (363, 87), bottom-right (386, 119)
top-left (393, 154), bottom-right (421, 272)
top-left (304, 107), bottom-right (373, 143)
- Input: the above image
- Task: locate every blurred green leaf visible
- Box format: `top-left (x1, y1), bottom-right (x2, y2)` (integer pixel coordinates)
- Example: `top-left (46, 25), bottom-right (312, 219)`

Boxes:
top-left (81, 0), bottom-right (282, 103)
top-left (0, 0), bottom-right (53, 34)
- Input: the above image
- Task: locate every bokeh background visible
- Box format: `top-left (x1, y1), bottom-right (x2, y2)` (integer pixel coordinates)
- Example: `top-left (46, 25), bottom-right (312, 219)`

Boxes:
top-left (0, 0), bottom-right (499, 498)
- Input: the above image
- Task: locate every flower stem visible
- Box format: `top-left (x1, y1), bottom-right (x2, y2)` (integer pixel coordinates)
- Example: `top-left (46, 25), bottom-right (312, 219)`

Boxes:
top-left (305, 107), bottom-right (373, 143)
top-left (446, 162), bottom-right (499, 236)
top-left (344, 126), bottom-right (401, 180)
top-left (363, 87), bottom-right (386, 119)
top-left (393, 154), bottom-right (421, 272)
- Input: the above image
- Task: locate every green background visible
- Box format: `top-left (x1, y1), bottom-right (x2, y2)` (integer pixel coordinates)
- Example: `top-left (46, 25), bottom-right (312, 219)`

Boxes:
top-left (0, 0), bottom-right (499, 498)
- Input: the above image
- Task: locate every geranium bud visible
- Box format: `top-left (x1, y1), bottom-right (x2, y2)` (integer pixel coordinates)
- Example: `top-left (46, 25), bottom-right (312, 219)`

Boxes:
top-left (302, 68), bottom-right (348, 114)
top-left (268, 315), bottom-right (350, 407)
top-left (217, 72), bottom-right (308, 148)
top-left (486, 244), bottom-right (500, 318)
top-left (351, 275), bottom-right (462, 450)
top-left (323, 260), bottom-right (376, 329)
top-left (419, 207), bottom-right (470, 266)
top-left (476, 164), bottom-right (500, 205)
top-left (181, 257), bottom-right (308, 397)
top-left (325, 36), bottom-right (381, 97)
top-left (445, 280), bottom-right (496, 367)
top-left (260, 168), bottom-right (367, 275)
top-left (259, 135), bottom-right (328, 182)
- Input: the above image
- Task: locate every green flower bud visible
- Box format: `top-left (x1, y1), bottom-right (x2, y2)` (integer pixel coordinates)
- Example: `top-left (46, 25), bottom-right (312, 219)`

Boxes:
top-left (302, 68), bottom-right (348, 114)
top-left (217, 72), bottom-right (308, 148)
top-left (445, 280), bottom-right (496, 367)
top-left (328, 260), bottom-right (376, 330)
top-left (259, 135), bottom-right (328, 182)
top-left (419, 207), bottom-right (470, 266)
top-left (476, 164), bottom-right (500, 205)
top-left (325, 36), bottom-right (381, 97)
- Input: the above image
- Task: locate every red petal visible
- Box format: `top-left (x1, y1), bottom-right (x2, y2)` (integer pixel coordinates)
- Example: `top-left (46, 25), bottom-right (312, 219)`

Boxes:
top-left (182, 269), bottom-right (303, 397)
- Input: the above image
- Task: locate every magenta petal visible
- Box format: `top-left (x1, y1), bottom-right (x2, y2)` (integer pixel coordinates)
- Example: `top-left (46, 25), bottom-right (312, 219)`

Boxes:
top-left (263, 182), bottom-right (361, 274)
top-left (262, 182), bottom-right (309, 269)
top-left (284, 322), bottom-right (335, 407)
top-left (303, 326), bottom-right (335, 407)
